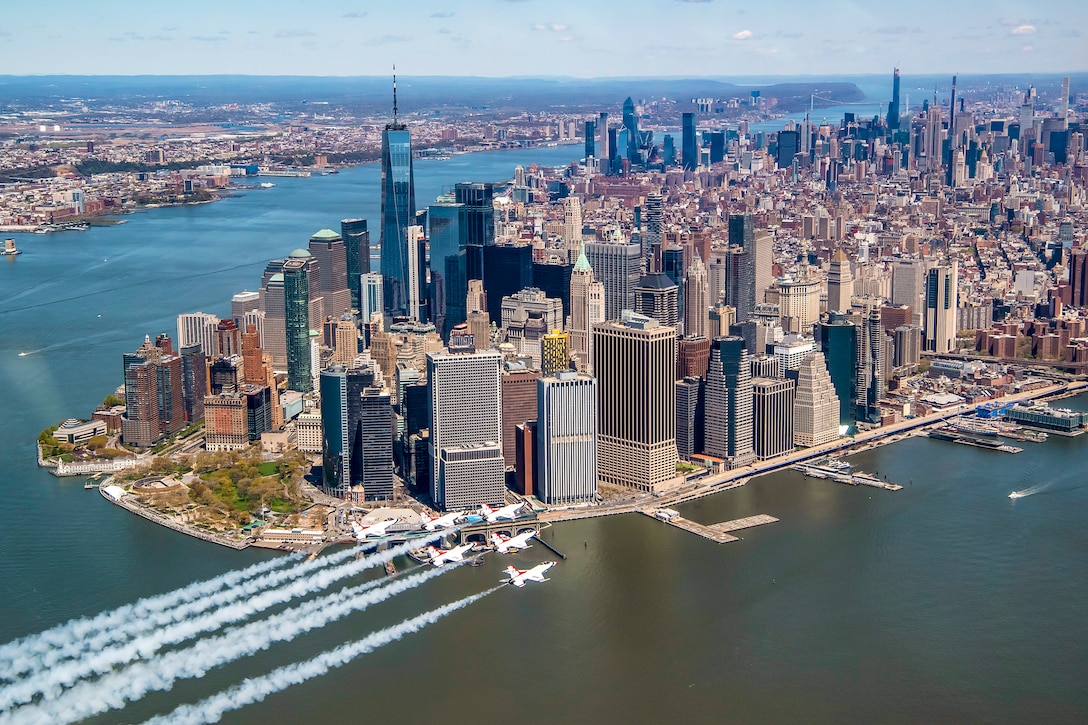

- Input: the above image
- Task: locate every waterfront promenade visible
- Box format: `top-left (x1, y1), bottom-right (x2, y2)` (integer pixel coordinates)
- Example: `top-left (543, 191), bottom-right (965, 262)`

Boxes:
top-left (540, 380), bottom-right (1085, 525)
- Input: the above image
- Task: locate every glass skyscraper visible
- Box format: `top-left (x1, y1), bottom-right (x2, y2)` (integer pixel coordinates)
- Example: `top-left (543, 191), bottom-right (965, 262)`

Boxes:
top-left (682, 112), bottom-right (697, 171)
top-left (283, 253), bottom-right (313, 393)
top-left (428, 198), bottom-right (468, 338)
top-left (379, 123), bottom-right (416, 318)
top-left (341, 218), bottom-right (369, 311)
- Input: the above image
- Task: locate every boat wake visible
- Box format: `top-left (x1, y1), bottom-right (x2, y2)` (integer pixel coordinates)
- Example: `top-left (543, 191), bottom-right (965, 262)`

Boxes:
top-left (1009, 481), bottom-right (1052, 499)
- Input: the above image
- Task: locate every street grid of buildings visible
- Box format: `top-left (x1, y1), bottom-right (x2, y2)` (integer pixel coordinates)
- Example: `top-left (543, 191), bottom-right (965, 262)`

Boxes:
top-left (69, 71), bottom-right (1088, 512)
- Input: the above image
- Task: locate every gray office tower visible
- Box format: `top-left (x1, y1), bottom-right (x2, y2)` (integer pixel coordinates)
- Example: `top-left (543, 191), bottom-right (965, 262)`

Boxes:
top-left (379, 86), bottom-right (416, 317)
top-left (341, 218), bottom-right (369, 311)
top-left (705, 336), bottom-right (756, 469)
top-left (682, 112), bottom-right (697, 171)
top-left (320, 366), bottom-right (393, 500)
top-left (427, 349), bottom-right (505, 511)
top-left (585, 241), bottom-right (642, 321)
top-left (537, 371), bottom-right (597, 505)
top-left (634, 273), bottom-right (679, 327)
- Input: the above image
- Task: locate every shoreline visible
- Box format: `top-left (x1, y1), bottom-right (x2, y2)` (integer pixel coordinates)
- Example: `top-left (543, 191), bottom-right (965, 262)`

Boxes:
top-left (94, 380), bottom-right (1086, 552)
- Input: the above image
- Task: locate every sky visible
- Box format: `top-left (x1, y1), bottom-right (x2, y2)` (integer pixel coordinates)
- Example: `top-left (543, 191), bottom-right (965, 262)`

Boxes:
top-left (1, 0), bottom-right (1085, 77)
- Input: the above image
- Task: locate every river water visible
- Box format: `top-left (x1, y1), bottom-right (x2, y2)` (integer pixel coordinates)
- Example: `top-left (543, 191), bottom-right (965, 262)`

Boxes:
top-left (2, 144), bottom-right (1087, 724)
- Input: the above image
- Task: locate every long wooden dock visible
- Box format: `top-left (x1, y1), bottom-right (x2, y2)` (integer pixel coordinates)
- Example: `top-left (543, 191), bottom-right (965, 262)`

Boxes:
top-left (641, 510), bottom-right (779, 543)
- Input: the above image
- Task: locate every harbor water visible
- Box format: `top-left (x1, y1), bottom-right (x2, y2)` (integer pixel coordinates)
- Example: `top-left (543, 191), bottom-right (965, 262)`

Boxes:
top-left (2, 145), bottom-right (1088, 723)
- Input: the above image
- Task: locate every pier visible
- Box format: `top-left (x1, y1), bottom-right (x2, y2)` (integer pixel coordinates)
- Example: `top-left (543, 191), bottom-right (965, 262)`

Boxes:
top-left (793, 460), bottom-right (905, 490)
top-left (641, 510), bottom-right (779, 544)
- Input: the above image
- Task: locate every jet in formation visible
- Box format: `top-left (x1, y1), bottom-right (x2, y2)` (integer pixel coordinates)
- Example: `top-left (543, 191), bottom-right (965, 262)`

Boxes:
top-left (351, 518), bottom-right (399, 541)
top-left (419, 510), bottom-right (464, 531)
top-left (480, 502), bottom-right (526, 523)
top-left (490, 530), bottom-right (536, 554)
top-left (426, 544), bottom-right (474, 566)
top-left (503, 561), bottom-right (556, 588)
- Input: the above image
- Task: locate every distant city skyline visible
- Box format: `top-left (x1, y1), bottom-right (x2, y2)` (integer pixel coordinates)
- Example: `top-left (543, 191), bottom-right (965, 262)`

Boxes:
top-left (2, 0), bottom-right (1085, 77)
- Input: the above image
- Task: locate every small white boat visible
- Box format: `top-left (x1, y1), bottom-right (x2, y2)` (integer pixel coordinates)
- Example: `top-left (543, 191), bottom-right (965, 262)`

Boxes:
top-left (259, 182), bottom-right (276, 188)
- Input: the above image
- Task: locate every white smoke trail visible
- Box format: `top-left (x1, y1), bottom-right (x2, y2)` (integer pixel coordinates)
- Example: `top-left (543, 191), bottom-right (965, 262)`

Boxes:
top-left (0, 554), bottom-right (299, 680)
top-left (2, 547), bottom-right (359, 682)
top-left (144, 587), bottom-right (500, 725)
top-left (0, 536), bottom-right (456, 724)
top-left (0, 548), bottom-right (368, 707)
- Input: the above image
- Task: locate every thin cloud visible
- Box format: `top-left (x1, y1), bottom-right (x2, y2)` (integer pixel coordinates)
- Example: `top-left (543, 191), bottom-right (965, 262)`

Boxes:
top-left (189, 35), bottom-right (226, 42)
top-left (274, 29), bottom-right (316, 38)
top-left (1009, 24), bottom-right (1036, 35)
top-left (436, 28), bottom-right (452, 34)
top-left (342, 11), bottom-right (367, 18)
top-left (874, 25), bottom-right (910, 35)
top-left (732, 29), bottom-right (753, 40)
top-left (532, 22), bottom-right (570, 32)
top-left (431, 11), bottom-right (455, 18)
top-left (371, 34), bottom-right (410, 45)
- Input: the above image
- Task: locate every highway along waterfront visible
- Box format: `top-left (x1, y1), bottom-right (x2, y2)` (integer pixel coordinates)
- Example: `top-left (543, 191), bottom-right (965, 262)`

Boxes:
top-left (2, 145), bottom-right (1088, 722)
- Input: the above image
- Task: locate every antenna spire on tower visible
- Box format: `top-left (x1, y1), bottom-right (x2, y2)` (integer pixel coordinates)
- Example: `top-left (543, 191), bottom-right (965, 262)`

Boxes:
top-left (392, 64), bottom-right (398, 124)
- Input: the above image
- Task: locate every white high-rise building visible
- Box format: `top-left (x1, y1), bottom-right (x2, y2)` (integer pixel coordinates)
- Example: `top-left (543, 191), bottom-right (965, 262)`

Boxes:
top-left (177, 312), bottom-right (220, 357)
top-left (537, 371), bottom-right (597, 505)
top-left (427, 349), bottom-right (504, 511)
top-left (360, 272), bottom-right (383, 326)
top-left (793, 351), bottom-right (840, 447)
top-left (406, 225), bottom-right (424, 322)
top-left (563, 196), bottom-right (583, 262)
top-left (683, 252), bottom-right (709, 339)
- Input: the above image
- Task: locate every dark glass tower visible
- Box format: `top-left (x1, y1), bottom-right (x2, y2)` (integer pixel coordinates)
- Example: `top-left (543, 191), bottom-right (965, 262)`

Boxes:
top-left (455, 182), bottom-right (494, 247)
top-left (681, 112), bottom-right (697, 171)
top-left (776, 130), bottom-right (800, 167)
top-left (584, 119), bottom-right (595, 159)
top-left (341, 218), bottom-right (369, 311)
top-left (482, 244), bottom-right (534, 319)
top-left (662, 135), bottom-right (676, 167)
top-left (283, 255), bottom-right (313, 393)
top-left (428, 199), bottom-right (468, 338)
top-left (816, 311), bottom-right (857, 429)
top-left (320, 366), bottom-right (393, 500)
top-left (379, 78), bottom-right (416, 318)
top-left (623, 96), bottom-right (640, 165)
top-left (887, 67), bottom-right (901, 132)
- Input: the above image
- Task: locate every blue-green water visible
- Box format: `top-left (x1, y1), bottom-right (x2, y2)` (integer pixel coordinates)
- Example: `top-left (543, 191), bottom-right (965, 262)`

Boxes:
top-left (2, 145), bottom-right (1088, 723)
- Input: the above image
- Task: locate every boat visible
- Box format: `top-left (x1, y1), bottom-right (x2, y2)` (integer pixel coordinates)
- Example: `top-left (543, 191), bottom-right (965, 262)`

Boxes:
top-left (84, 481), bottom-right (94, 490)
top-left (1009, 491), bottom-right (1024, 499)
top-left (259, 182), bottom-right (276, 189)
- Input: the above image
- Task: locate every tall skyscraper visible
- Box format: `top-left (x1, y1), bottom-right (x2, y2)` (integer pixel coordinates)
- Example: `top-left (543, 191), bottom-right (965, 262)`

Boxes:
top-left (683, 252), bottom-right (709, 339)
top-left (455, 182), bottom-right (495, 248)
top-left (379, 77), bottom-right (416, 317)
top-left (428, 197), bottom-right (468, 338)
top-left (726, 215), bottom-right (757, 323)
top-left (752, 378), bottom-right (794, 459)
top-left (923, 261), bottom-right (958, 353)
top-left (176, 312), bottom-right (220, 358)
top-left (405, 224), bottom-right (426, 322)
top-left (644, 192), bottom-right (663, 267)
top-left (584, 240), bottom-right (641, 321)
top-left (887, 67), bottom-right (901, 132)
top-left (584, 119), bottom-right (595, 159)
top-left (427, 349), bottom-right (504, 510)
top-left (563, 196), bottom-right (583, 261)
top-left (705, 336), bottom-right (755, 469)
top-left (816, 311), bottom-right (858, 429)
top-left (537, 371), bottom-right (597, 504)
top-left (230, 291), bottom-right (261, 328)
top-left (681, 112), bottom-right (697, 171)
top-left (178, 344), bottom-right (206, 424)
top-left (827, 248), bottom-right (854, 314)
top-left (1069, 246), bottom-right (1088, 308)
top-left (856, 308), bottom-right (887, 424)
top-left (567, 250), bottom-right (605, 374)
top-left (593, 311), bottom-right (678, 491)
top-left (675, 376), bottom-right (704, 459)
top-left (341, 218), bottom-right (369, 311)
top-left (360, 272), bottom-right (383, 326)
top-left (260, 261), bottom-right (287, 370)
top-left (121, 336), bottom-right (185, 448)
top-left (282, 252), bottom-right (314, 392)
top-left (308, 229), bottom-right (351, 319)
top-left (320, 366), bottom-right (393, 500)
top-left (500, 362), bottom-right (540, 468)
top-left (623, 96), bottom-right (640, 165)
top-left (481, 243), bottom-right (534, 322)
top-left (598, 112), bottom-right (609, 172)
top-left (793, 351), bottom-right (840, 447)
